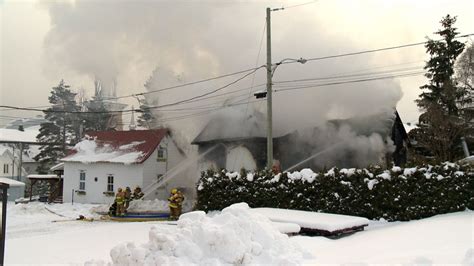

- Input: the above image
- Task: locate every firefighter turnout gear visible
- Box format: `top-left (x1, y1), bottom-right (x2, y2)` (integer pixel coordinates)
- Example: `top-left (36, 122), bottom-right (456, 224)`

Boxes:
top-left (124, 187), bottom-right (132, 211)
top-left (133, 186), bottom-right (144, 200)
top-left (168, 188), bottom-right (184, 220)
top-left (115, 188), bottom-right (126, 216)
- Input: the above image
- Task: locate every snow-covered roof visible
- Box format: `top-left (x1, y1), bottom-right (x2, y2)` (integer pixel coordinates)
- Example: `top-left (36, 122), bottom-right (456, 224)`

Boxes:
top-left (62, 129), bottom-right (168, 164)
top-left (27, 174), bottom-right (60, 179)
top-left (0, 177), bottom-right (25, 187)
top-left (0, 145), bottom-right (13, 157)
top-left (50, 162), bottom-right (64, 171)
top-left (0, 127), bottom-right (40, 144)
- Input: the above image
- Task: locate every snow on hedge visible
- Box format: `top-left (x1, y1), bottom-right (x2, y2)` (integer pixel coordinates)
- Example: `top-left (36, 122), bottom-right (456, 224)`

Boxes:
top-left (196, 162), bottom-right (473, 221)
top-left (109, 203), bottom-right (308, 265)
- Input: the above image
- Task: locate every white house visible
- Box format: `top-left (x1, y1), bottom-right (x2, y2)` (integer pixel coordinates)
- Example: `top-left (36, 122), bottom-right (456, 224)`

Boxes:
top-left (0, 145), bottom-right (27, 182)
top-left (61, 129), bottom-right (188, 204)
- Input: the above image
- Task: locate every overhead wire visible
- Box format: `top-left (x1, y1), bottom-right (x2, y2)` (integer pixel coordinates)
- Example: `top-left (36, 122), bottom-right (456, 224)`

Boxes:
top-left (273, 71), bottom-right (425, 93)
top-left (280, 33), bottom-right (474, 66)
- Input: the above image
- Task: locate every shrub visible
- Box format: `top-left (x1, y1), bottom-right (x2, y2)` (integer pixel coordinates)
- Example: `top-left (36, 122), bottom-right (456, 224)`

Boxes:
top-left (195, 163), bottom-right (473, 221)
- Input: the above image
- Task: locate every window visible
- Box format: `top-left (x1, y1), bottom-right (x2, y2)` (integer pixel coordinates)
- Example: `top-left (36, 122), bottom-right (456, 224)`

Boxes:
top-left (107, 175), bottom-right (114, 192)
top-left (3, 164), bottom-right (8, 174)
top-left (79, 171), bottom-right (86, 191)
top-left (157, 146), bottom-right (167, 161)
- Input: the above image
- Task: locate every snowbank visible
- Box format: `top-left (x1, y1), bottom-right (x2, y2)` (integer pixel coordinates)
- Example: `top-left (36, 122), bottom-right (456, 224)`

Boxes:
top-left (108, 203), bottom-right (308, 265)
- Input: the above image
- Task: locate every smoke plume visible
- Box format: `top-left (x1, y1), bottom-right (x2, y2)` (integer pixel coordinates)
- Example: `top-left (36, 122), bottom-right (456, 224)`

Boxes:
top-left (42, 1), bottom-right (404, 168)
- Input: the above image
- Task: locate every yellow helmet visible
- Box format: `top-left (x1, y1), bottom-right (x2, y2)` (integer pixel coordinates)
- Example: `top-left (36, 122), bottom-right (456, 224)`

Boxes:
top-left (171, 188), bottom-right (178, 194)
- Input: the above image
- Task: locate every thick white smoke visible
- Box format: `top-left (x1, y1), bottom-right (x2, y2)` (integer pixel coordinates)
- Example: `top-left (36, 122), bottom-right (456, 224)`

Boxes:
top-left (42, 1), bottom-right (404, 168)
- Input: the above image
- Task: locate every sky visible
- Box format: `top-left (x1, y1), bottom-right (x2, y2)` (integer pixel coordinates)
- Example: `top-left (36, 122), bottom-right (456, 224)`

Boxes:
top-left (1, 0), bottom-right (473, 134)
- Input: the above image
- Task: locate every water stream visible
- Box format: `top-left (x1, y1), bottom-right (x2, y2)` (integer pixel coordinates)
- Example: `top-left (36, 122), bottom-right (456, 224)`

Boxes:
top-left (284, 142), bottom-right (345, 172)
top-left (141, 144), bottom-right (222, 199)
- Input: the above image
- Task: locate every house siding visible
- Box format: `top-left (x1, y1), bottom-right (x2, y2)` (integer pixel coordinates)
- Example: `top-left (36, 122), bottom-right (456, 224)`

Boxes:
top-left (63, 162), bottom-right (144, 204)
top-left (142, 136), bottom-right (189, 200)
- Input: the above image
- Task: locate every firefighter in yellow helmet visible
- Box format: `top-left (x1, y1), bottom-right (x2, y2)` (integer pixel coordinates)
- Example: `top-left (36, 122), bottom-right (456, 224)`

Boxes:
top-left (168, 188), bottom-right (184, 220)
top-left (115, 187), bottom-right (126, 217)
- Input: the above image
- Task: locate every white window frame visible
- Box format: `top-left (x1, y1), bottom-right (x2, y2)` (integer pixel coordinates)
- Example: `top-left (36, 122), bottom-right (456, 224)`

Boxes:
top-left (107, 174), bottom-right (114, 192)
top-left (157, 145), bottom-right (167, 161)
top-left (3, 164), bottom-right (8, 174)
top-left (79, 171), bottom-right (86, 191)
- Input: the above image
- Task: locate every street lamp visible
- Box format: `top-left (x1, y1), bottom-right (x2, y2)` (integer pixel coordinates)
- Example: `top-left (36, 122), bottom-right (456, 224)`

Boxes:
top-left (258, 54), bottom-right (307, 169)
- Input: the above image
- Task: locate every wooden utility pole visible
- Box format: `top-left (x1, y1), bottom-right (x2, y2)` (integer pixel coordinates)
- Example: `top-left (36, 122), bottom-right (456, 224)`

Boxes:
top-left (266, 7), bottom-right (273, 170)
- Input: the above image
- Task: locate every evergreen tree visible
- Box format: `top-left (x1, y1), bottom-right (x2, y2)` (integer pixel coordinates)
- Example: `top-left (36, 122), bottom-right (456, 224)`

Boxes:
top-left (413, 15), bottom-right (467, 162)
top-left (137, 99), bottom-right (158, 128)
top-left (455, 43), bottom-right (474, 152)
top-left (34, 80), bottom-right (80, 173)
top-left (83, 95), bottom-right (112, 131)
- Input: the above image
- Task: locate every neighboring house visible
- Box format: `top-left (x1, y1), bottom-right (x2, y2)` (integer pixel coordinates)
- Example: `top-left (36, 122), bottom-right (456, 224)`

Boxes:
top-left (0, 177), bottom-right (25, 201)
top-left (61, 129), bottom-right (187, 204)
top-left (192, 110), bottom-right (409, 171)
top-left (0, 145), bottom-right (28, 181)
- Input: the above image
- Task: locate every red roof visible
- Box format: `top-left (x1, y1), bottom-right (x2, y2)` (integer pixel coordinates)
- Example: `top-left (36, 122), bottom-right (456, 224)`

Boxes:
top-left (63, 129), bottom-right (168, 164)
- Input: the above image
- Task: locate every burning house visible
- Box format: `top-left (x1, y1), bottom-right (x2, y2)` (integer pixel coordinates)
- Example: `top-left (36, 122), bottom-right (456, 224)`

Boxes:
top-left (192, 110), bottom-right (409, 172)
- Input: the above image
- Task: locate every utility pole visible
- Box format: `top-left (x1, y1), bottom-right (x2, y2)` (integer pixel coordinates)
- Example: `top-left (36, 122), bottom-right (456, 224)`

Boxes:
top-left (266, 7), bottom-right (273, 170)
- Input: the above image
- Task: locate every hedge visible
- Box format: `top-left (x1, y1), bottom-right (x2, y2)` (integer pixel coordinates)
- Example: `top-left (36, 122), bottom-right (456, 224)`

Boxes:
top-left (195, 163), bottom-right (473, 221)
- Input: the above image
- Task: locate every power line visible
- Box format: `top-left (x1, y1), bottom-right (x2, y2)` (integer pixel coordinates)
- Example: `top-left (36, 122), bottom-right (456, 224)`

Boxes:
top-left (281, 0), bottom-right (317, 10)
top-left (103, 66), bottom-right (265, 101)
top-left (0, 67), bottom-right (264, 114)
top-left (273, 65), bottom-right (424, 86)
top-left (281, 33), bottom-right (474, 65)
top-left (274, 71), bottom-right (424, 93)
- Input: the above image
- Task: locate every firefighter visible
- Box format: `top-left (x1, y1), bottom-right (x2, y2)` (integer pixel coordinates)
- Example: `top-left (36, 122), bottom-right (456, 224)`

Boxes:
top-left (115, 188), bottom-right (126, 217)
top-left (272, 160), bottom-right (281, 175)
top-left (108, 201), bottom-right (117, 216)
top-left (168, 188), bottom-right (184, 220)
top-left (133, 186), bottom-right (144, 200)
top-left (124, 187), bottom-right (132, 211)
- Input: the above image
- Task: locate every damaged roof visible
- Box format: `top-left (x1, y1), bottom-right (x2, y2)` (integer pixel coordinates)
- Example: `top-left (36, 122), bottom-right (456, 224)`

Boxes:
top-left (192, 111), bottom-right (267, 144)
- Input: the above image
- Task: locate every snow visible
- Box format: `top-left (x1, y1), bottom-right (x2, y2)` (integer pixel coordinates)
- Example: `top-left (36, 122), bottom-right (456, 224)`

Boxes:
top-left (27, 174), bottom-right (59, 179)
top-left (118, 141), bottom-right (145, 150)
top-left (391, 166), bottom-right (402, 172)
top-left (253, 207), bottom-right (369, 233)
top-left (225, 171), bottom-right (240, 179)
top-left (272, 221), bottom-right (301, 234)
top-left (287, 169), bottom-right (317, 183)
top-left (0, 177), bottom-right (25, 187)
top-left (0, 127), bottom-right (39, 143)
top-left (403, 167), bottom-right (418, 176)
top-left (364, 178), bottom-right (379, 190)
top-left (292, 211), bottom-right (474, 265)
top-left (340, 168), bottom-right (356, 176)
top-left (376, 171), bottom-right (391, 180)
top-left (107, 203), bottom-right (307, 265)
top-left (4, 202), bottom-right (473, 265)
top-left (62, 139), bottom-right (144, 164)
top-left (246, 172), bottom-right (254, 181)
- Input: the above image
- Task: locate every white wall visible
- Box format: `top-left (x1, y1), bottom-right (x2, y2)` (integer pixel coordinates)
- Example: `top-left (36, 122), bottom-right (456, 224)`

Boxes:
top-left (0, 152), bottom-right (27, 180)
top-left (142, 136), bottom-right (189, 200)
top-left (226, 145), bottom-right (257, 171)
top-left (63, 162), bottom-right (144, 204)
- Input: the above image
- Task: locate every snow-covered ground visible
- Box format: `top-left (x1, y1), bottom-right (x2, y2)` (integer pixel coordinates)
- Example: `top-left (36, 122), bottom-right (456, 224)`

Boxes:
top-left (3, 202), bottom-right (474, 265)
